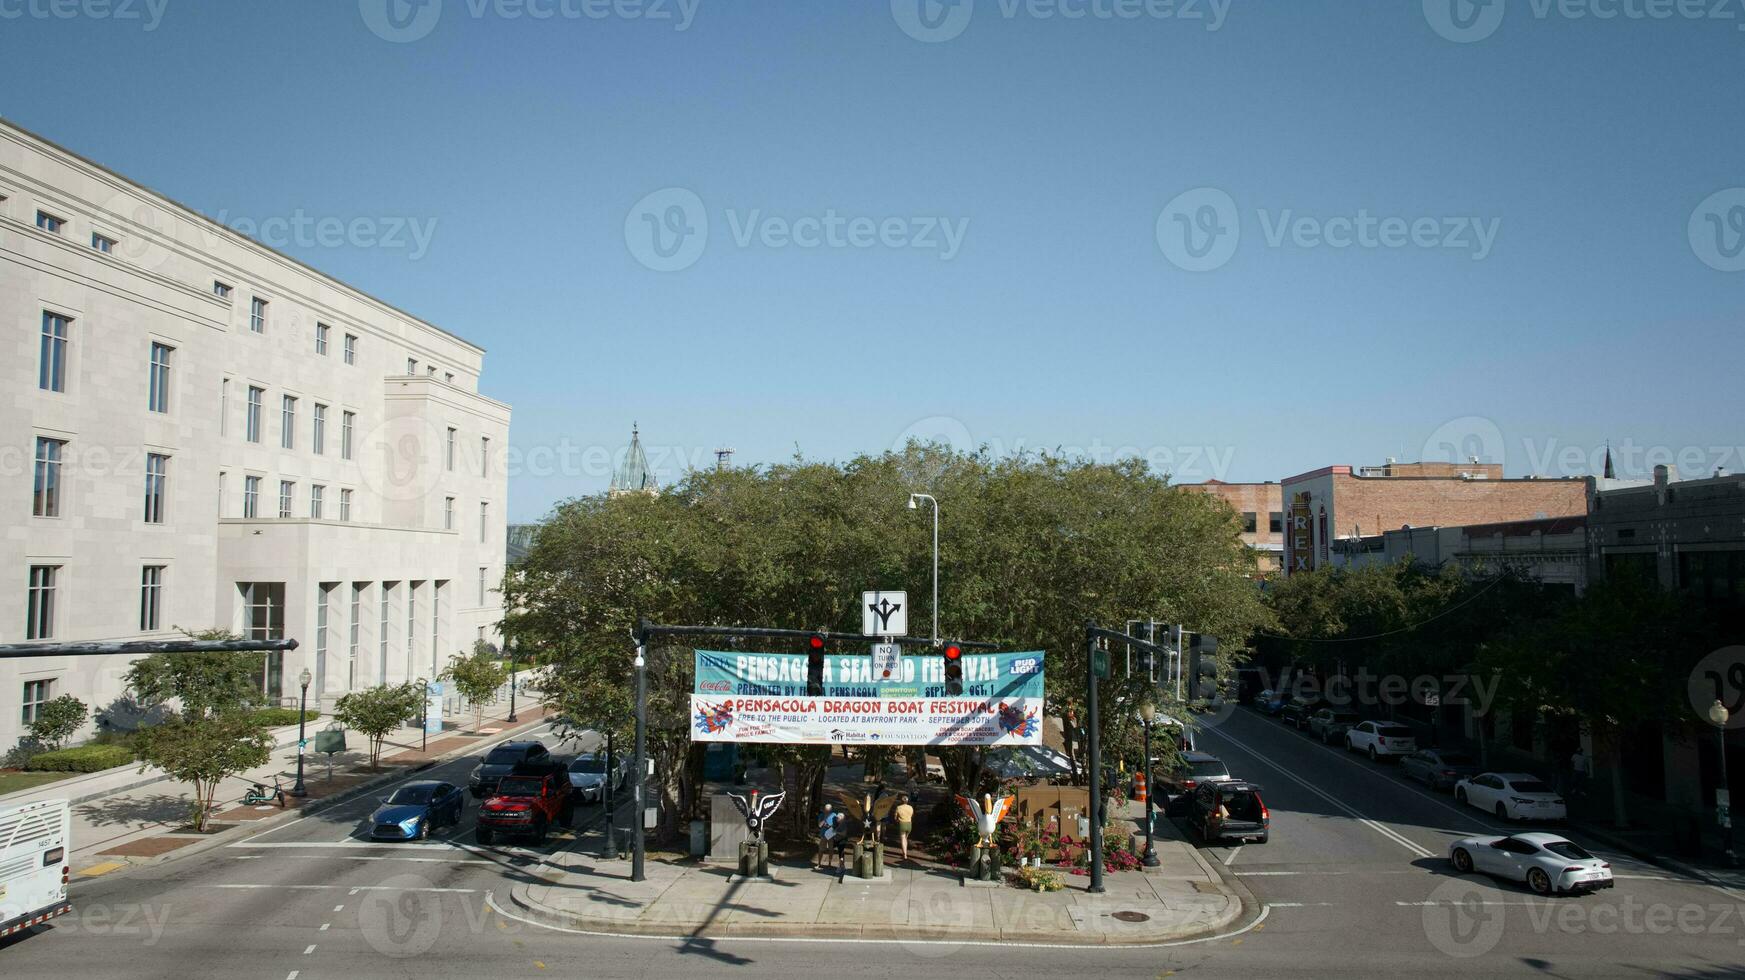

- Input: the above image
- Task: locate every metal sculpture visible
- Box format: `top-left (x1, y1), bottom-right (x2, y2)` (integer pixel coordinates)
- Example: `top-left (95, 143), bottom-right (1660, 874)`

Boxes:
top-left (956, 792), bottom-right (1016, 881)
top-left (727, 789), bottom-right (785, 878)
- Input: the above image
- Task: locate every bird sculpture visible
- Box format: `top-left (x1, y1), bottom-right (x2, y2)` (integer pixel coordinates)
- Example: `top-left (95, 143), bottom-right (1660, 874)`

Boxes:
top-left (836, 783), bottom-right (897, 844)
top-left (727, 789), bottom-right (786, 843)
top-left (956, 792), bottom-right (1016, 849)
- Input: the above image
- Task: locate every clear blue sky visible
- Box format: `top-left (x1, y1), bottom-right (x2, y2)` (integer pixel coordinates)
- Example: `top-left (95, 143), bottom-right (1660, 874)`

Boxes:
top-left (5, 1), bottom-right (1741, 521)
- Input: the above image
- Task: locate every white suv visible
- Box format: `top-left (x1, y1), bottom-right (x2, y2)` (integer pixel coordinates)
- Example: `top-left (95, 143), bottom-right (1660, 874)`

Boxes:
top-left (1344, 721), bottom-right (1417, 760)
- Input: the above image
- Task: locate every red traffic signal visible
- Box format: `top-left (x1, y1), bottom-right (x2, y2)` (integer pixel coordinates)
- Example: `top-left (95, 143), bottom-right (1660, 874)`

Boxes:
top-left (807, 634), bottom-right (825, 650)
top-left (943, 643), bottom-right (962, 660)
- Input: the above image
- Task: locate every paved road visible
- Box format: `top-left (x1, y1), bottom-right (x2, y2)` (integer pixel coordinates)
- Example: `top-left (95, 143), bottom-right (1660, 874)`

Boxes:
top-left (3, 712), bottom-right (1736, 979)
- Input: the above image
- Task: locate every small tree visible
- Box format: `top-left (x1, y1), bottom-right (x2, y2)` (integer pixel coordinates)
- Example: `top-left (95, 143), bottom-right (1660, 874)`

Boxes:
top-left (333, 683), bottom-right (423, 769)
top-left (126, 628), bottom-right (265, 721)
top-left (135, 715), bottom-right (273, 832)
top-left (441, 642), bottom-right (509, 734)
top-left (29, 695), bottom-right (88, 750)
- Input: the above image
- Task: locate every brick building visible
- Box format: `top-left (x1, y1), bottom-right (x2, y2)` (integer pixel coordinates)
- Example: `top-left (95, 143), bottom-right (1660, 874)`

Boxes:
top-left (1280, 460), bottom-right (1586, 575)
top-left (1185, 480), bottom-right (1282, 574)
top-left (1331, 514), bottom-right (1588, 592)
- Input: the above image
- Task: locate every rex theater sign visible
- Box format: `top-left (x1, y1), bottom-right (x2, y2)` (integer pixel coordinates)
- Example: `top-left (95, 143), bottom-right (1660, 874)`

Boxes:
top-left (1286, 491), bottom-right (1314, 575)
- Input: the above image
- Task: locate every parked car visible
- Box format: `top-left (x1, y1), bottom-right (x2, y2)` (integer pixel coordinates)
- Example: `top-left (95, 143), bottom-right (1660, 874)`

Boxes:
top-left (1307, 708), bottom-right (1362, 744)
top-left (468, 740), bottom-right (551, 798)
top-left (1455, 772), bottom-right (1567, 821)
top-left (476, 763), bottom-right (574, 845)
top-left (1344, 721), bottom-right (1418, 760)
top-left (1401, 749), bottom-right (1482, 791)
top-left (1448, 832), bottom-right (1611, 895)
top-left (567, 753), bottom-right (629, 803)
top-left (1183, 779), bottom-right (1269, 844)
top-left (1280, 697), bottom-right (1325, 729)
top-left (1155, 750), bottom-right (1232, 798)
top-left (1253, 689), bottom-right (1286, 716)
top-left (369, 780), bottom-right (466, 841)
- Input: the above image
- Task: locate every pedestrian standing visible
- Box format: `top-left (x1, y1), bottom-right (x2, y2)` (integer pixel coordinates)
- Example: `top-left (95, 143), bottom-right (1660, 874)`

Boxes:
top-left (1570, 748), bottom-right (1590, 796)
top-left (894, 794), bottom-right (915, 862)
top-left (815, 803), bottom-right (839, 870)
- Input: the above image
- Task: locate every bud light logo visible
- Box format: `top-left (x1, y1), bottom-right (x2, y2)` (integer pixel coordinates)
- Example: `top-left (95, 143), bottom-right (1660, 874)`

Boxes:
top-left (1010, 658), bottom-right (1040, 675)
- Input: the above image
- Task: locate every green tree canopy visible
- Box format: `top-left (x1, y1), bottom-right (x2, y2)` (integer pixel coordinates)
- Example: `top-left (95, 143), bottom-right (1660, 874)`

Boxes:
top-left (334, 683), bottom-right (424, 769)
top-left (441, 641), bottom-right (509, 733)
top-left (125, 627), bottom-right (265, 721)
top-left (135, 715), bottom-right (274, 832)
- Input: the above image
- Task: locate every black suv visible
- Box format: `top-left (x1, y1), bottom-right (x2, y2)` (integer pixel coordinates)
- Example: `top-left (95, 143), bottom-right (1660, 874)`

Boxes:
top-left (468, 740), bottom-right (550, 798)
top-left (1279, 696), bottom-right (1324, 729)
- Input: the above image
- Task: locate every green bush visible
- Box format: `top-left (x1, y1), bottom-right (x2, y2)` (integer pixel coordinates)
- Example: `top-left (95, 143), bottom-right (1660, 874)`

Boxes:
top-left (25, 744), bottom-right (135, 773)
top-left (249, 708), bottom-right (321, 727)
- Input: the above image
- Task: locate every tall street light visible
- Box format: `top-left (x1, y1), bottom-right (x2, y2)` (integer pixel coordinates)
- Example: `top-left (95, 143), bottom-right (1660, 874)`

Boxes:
top-left (1709, 700), bottom-right (1737, 868)
top-left (907, 493), bottom-right (939, 643)
top-left (1138, 700), bottom-right (1160, 868)
top-left (291, 668), bottom-right (312, 797)
top-left (506, 638), bottom-right (518, 722)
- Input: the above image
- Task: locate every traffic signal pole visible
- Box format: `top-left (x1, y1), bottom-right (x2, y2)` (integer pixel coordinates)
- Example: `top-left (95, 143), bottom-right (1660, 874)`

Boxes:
top-left (1085, 623), bottom-right (1106, 894)
top-left (632, 639), bottom-right (647, 883)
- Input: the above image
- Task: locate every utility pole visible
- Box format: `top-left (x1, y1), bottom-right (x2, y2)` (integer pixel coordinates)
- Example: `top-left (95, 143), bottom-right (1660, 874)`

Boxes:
top-left (632, 635), bottom-right (648, 883)
top-left (603, 729), bottom-right (616, 860)
top-left (1085, 623), bottom-right (1106, 894)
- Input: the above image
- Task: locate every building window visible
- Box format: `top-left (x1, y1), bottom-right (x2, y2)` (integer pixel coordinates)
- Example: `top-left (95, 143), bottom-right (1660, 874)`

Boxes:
top-left (348, 583), bottom-right (363, 690)
top-left (315, 322), bottom-right (330, 356)
top-left (218, 471), bottom-right (226, 517)
top-left (339, 488), bottom-right (352, 521)
top-left (214, 281), bottom-right (232, 299)
top-left (312, 404), bottom-right (327, 455)
top-left (40, 311), bottom-right (69, 393)
top-left (316, 583), bottom-right (334, 693)
top-left (35, 210), bottom-right (63, 233)
top-left (478, 566), bottom-right (487, 606)
top-left (426, 365), bottom-right (436, 377)
top-left (479, 502), bottom-right (488, 543)
top-left (444, 496), bottom-right (454, 530)
top-left (1269, 511), bottom-right (1283, 534)
top-left (343, 334), bottom-right (357, 365)
top-left (1241, 511), bottom-right (1258, 534)
top-left (21, 679), bottom-right (54, 724)
top-left (446, 428), bottom-right (456, 470)
top-left (278, 480), bottom-right (294, 519)
top-left (407, 357), bottom-right (418, 375)
top-left (481, 436), bottom-right (490, 477)
top-left (239, 582), bottom-right (286, 697)
top-left (92, 232), bottom-right (116, 253)
top-left (249, 297), bottom-right (267, 333)
top-left (244, 475), bottom-right (261, 518)
top-left (246, 386), bottom-right (263, 443)
top-left (444, 372), bottom-right (454, 384)
top-left (33, 437), bottom-right (64, 517)
top-left (310, 484), bottom-right (325, 519)
top-left (148, 342), bottom-right (173, 413)
top-left (140, 565), bottom-right (164, 631)
top-left (380, 582), bottom-right (396, 684)
top-left (280, 395), bottom-right (297, 449)
top-left (26, 566), bottom-right (58, 640)
top-left (143, 453), bottom-right (169, 524)
top-left (341, 411), bottom-right (355, 460)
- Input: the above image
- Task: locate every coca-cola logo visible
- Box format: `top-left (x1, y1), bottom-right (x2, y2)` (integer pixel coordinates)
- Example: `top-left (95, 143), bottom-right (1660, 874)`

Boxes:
top-left (698, 680), bottom-right (732, 692)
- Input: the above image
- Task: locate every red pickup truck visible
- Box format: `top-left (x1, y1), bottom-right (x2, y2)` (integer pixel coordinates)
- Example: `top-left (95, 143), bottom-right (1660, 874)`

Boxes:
top-left (476, 764), bottom-right (574, 845)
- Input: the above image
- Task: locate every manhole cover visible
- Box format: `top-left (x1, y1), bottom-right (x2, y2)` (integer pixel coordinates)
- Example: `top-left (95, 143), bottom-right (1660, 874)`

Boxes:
top-left (1111, 911), bottom-right (1150, 923)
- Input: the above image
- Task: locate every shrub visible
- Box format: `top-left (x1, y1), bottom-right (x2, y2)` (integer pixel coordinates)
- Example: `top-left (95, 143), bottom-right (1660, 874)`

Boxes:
top-left (1014, 865), bottom-right (1065, 892)
top-left (26, 743), bottom-right (135, 773)
top-left (29, 696), bottom-right (88, 749)
top-left (249, 708), bottom-right (321, 728)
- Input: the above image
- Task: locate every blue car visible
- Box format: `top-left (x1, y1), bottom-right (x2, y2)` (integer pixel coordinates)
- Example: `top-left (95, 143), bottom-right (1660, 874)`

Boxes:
top-left (370, 781), bottom-right (466, 841)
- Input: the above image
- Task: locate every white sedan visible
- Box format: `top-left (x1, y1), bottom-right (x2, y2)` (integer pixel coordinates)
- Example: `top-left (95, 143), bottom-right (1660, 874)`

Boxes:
top-left (1448, 832), bottom-right (1613, 895)
top-left (1455, 771), bottom-right (1567, 821)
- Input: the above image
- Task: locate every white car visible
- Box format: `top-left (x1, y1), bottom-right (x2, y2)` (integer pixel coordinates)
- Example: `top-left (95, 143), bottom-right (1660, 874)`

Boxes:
top-left (1455, 771), bottom-right (1567, 821)
top-left (1448, 831), bottom-right (1613, 895)
top-left (1343, 720), bottom-right (1418, 760)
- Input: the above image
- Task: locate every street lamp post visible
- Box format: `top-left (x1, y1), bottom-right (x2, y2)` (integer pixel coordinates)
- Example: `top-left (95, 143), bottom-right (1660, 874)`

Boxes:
top-left (506, 639), bottom-right (518, 722)
top-left (1709, 700), bottom-right (1737, 868)
top-left (907, 493), bottom-right (939, 643)
top-left (632, 640), bottom-right (648, 883)
top-left (1139, 701), bottom-right (1160, 868)
top-left (291, 668), bottom-right (312, 797)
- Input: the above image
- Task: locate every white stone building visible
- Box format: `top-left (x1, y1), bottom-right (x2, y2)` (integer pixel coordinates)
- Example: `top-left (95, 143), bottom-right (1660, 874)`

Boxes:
top-left (0, 120), bottom-right (510, 748)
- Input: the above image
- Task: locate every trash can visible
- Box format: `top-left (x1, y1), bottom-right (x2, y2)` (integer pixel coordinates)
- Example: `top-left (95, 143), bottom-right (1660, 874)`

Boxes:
top-left (689, 820), bottom-right (707, 857)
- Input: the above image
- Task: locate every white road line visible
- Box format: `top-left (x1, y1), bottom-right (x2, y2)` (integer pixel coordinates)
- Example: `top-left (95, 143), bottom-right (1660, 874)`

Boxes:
top-left (333, 905), bottom-right (344, 912)
top-left (1222, 846), bottom-right (1242, 867)
top-left (1265, 902), bottom-right (1337, 908)
top-left (1235, 870), bottom-right (1415, 877)
top-left (208, 883), bottom-right (476, 893)
top-left (286, 973), bottom-right (298, 980)
top-left (303, 945), bottom-right (316, 955)
top-left (1208, 726), bottom-right (1434, 858)
top-left (320, 923), bottom-right (331, 931)
top-left (1397, 901), bottom-right (1542, 908)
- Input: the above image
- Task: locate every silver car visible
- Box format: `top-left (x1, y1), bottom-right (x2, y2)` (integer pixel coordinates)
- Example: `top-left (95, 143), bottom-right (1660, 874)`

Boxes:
top-left (567, 753), bottom-right (627, 803)
top-left (1448, 831), bottom-right (1613, 896)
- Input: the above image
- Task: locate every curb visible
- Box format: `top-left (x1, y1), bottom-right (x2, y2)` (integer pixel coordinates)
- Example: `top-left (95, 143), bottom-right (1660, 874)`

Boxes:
top-left (504, 834), bottom-right (1250, 947)
top-left (74, 712), bottom-right (555, 878)
top-left (1569, 821), bottom-right (1733, 888)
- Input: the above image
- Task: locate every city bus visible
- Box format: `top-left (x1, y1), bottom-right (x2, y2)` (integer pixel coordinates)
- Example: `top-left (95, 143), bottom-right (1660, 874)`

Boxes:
top-left (0, 799), bottom-right (72, 939)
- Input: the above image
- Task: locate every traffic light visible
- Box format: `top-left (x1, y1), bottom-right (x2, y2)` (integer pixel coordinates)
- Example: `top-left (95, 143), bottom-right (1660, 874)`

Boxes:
top-left (942, 643), bottom-right (963, 696)
top-left (806, 633), bottom-right (826, 696)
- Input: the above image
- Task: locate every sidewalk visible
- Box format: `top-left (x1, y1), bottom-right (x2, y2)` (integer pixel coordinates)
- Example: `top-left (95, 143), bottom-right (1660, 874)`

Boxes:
top-left (509, 813), bottom-right (1250, 945)
top-left (8, 700), bottom-right (552, 876)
